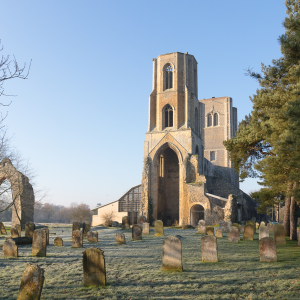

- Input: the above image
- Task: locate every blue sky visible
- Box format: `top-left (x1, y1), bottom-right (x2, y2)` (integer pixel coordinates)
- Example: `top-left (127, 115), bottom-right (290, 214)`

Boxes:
top-left (0, 1), bottom-right (287, 208)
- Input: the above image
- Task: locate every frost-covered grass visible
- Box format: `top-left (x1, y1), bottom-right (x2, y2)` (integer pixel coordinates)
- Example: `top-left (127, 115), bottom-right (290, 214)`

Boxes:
top-left (1, 227), bottom-right (300, 299)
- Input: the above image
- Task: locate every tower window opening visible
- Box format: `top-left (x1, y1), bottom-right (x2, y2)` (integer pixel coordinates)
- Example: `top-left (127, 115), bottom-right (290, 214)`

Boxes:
top-left (207, 114), bottom-right (212, 127)
top-left (195, 107), bottom-right (199, 134)
top-left (164, 104), bottom-right (173, 128)
top-left (166, 65), bottom-right (173, 89)
top-left (214, 113), bottom-right (218, 126)
top-left (195, 145), bottom-right (199, 155)
top-left (210, 151), bottom-right (216, 161)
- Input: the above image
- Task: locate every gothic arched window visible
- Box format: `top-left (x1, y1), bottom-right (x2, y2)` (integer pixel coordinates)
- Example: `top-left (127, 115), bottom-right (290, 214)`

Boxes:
top-left (164, 104), bottom-right (173, 128)
top-left (195, 145), bottom-right (199, 155)
top-left (207, 114), bottom-right (212, 127)
top-left (214, 113), bottom-right (218, 126)
top-left (166, 65), bottom-right (173, 89)
top-left (195, 107), bottom-right (199, 134)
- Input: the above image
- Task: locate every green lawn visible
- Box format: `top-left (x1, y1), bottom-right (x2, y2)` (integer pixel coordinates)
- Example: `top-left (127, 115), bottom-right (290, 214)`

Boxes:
top-left (0, 227), bottom-right (300, 299)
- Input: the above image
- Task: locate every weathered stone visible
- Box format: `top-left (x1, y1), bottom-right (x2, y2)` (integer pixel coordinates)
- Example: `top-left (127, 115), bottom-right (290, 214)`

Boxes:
top-left (198, 219), bottom-right (205, 226)
top-left (201, 235), bottom-right (218, 262)
top-left (274, 224), bottom-right (286, 245)
top-left (243, 225), bottom-right (255, 241)
top-left (82, 221), bottom-right (91, 237)
top-left (72, 230), bottom-right (83, 248)
top-left (224, 194), bottom-right (238, 223)
top-left (260, 221), bottom-right (266, 227)
top-left (11, 226), bottom-right (19, 238)
top-left (116, 231), bottom-right (126, 244)
top-left (154, 220), bottom-right (164, 236)
top-left (215, 228), bottom-right (223, 238)
top-left (122, 216), bottom-right (130, 229)
top-left (54, 237), bottom-right (63, 246)
top-left (162, 236), bottom-right (182, 272)
top-left (25, 222), bottom-right (35, 238)
top-left (240, 225), bottom-right (245, 233)
top-left (246, 220), bottom-right (256, 228)
top-left (260, 237), bottom-right (277, 262)
top-left (72, 221), bottom-right (81, 232)
top-left (206, 227), bottom-right (214, 235)
top-left (87, 231), bottom-right (98, 242)
top-left (132, 224), bottom-right (142, 240)
top-left (17, 264), bottom-right (44, 300)
top-left (228, 226), bottom-right (239, 243)
top-left (256, 222), bottom-right (259, 229)
top-left (197, 225), bottom-right (206, 234)
top-left (138, 215), bottom-right (146, 228)
top-left (83, 247), bottom-right (106, 286)
top-left (0, 221), bottom-right (7, 234)
top-left (219, 220), bottom-right (232, 233)
top-left (267, 223), bottom-right (274, 232)
top-left (232, 223), bottom-right (240, 230)
top-left (3, 238), bottom-right (18, 257)
top-left (32, 229), bottom-right (47, 257)
top-left (15, 224), bottom-right (21, 236)
top-left (259, 225), bottom-right (269, 240)
top-left (142, 222), bottom-right (150, 235)
top-left (41, 228), bottom-right (49, 245)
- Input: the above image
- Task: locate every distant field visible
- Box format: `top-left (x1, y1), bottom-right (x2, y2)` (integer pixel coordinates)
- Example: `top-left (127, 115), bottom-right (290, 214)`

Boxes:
top-left (0, 227), bottom-right (300, 299)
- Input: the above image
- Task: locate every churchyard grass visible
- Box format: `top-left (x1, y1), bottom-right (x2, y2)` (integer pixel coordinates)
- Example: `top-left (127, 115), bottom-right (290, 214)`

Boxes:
top-left (1, 226), bottom-right (300, 299)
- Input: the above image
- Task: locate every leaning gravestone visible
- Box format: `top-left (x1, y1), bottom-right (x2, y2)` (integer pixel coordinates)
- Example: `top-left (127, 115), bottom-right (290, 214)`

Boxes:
top-left (32, 229), bottom-right (47, 257)
top-left (228, 226), bottom-right (239, 243)
top-left (3, 238), bottom-right (18, 257)
top-left (116, 231), bottom-right (126, 244)
top-left (260, 221), bottom-right (266, 227)
top-left (0, 221), bottom-right (7, 234)
top-left (83, 247), bottom-right (106, 286)
top-left (274, 224), bottom-right (286, 245)
top-left (73, 221), bottom-right (81, 232)
top-left (155, 220), bottom-right (164, 236)
top-left (82, 221), bottom-right (91, 237)
top-left (219, 220), bottom-right (232, 232)
top-left (15, 224), bottom-right (21, 237)
top-left (201, 235), bottom-right (218, 262)
top-left (17, 264), bottom-right (45, 300)
top-left (25, 222), bottom-right (35, 238)
top-left (142, 223), bottom-right (150, 235)
top-left (198, 225), bottom-right (206, 234)
top-left (72, 230), bottom-right (83, 248)
top-left (41, 228), bottom-right (49, 245)
top-left (260, 237), bottom-right (277, 262)
top-left (87, 231), bottom-right (98, 242)
top-left (162, 236), bottom-right (182, 272)
top-left (198, 220), bottom-right (205, 226)
top-left (132, 224), bottom-right (142, 240)
top-left (267, 223), bottom-right (274, 233)
top-left (54, 237), bottom-right (63, 246)
top-left (11, 226), bottom-right (19, 238)
top-left (122, 216), bottom-right (130, 229)
top-left (215, 228), bottom-right (223, 238)
top-left (206, 227), bottom-right (214, 236)
top-left (259, 225), bottom-right (269, 240)
top-left (243, 224), bottom-right (255, 241)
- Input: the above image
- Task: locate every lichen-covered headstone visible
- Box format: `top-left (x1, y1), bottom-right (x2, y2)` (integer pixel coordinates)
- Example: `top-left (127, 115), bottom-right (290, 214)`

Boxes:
top-left (228, 226), bottom-right (239, 243)
top-left (198, 225), bottom-right (206, 234)
top-left (41, 228), bottom-right (49, 245)
top-left (82, 221), bottom-right (91, 238)
top-left (206, 227), bottom-right (214, 236)
top-left (155, 220), bottom-right (164, 236)
top-left (260, 221), bottom-right (266, 227)
top-left (215, 228), bottom-right (223, 238)
top-left (240, 225), bottom-right (245, 233)
top-left (11, 226), bottom-right (19, 238)
top-left (274, 224), bottom-right (286, 245)
top-left (132, 224), bottom-right (142, 240)
top-left (87, 231), bottom-right (98, 242)
top-left (138, 215), bottom-right (147, 228)
top-left (201, 235), bottom-right (218, 262)
top-left (83, 247), bottom-right (106, 286)
top-left (259, 225), bottom-right (269, 240)
top-left (32, 229), bottom-right (47, 257)
top-left (162, 236), bottom-right (182, 272)
top-left (246, 220), bottom-right (256, 228)
top-left (219, 220), bottom-right (232, 232)
top-left (260, 237), bottom-right (277, 262)
top-left (116, 231), bottom-right (126, 244)
top-left (142, 223), bottom-right (150, 235)
top-left (54, 237), bottom-right (63, 246)
top-left (15, 224), bottom-right (21, 237)
top-left (122, 216), bottom-right (130, 229)
top-left (72, 230), bottom-right (83, 248)
top-left (72, 221), bottom-right (81, 232)
top-left (17, 264), bottom-right (45, 300)
top-left (25, 222), bottom-right (35, 238)
top-left (198, 220), bottom-right (205, 226)
top-left (267, 223), bottom-right (274, 232)
top-left (232, 223), bottom-right (241, 240)
top-left (3, 238), bottom-right (18, 257)
top-left (243, 224), bottom-right (255, 241)
top-left (256, 222), bottom-right (259, 229)
top-left (0, 221), bottom-right (7, 234)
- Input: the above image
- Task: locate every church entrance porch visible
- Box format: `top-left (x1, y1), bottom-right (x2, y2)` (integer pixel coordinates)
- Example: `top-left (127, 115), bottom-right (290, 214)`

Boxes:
top-left (190, 204), bottom-right (204, 227)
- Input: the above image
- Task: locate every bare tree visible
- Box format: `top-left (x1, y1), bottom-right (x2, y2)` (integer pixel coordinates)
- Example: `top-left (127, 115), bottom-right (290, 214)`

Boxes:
top-left (70, 203), bottom-right (92, 223)
top-left (100, 210), bottom-right (116, 227)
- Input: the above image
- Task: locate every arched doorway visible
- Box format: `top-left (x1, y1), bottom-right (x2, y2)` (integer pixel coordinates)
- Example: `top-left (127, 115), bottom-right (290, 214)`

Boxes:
top-left (190, 204), bottom-right (204, 227)
top-left (157, 147), bottom-right (179, 226)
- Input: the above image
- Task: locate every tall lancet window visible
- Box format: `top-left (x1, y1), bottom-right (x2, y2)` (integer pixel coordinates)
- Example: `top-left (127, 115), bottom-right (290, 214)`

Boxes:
top-left (207, 114), bottom-right (212, 127)
top-left (214, 113), bottom-right (218, 126)
top-left (166, 65), bottom-right (173, 89)
top-left (164, 104), bottom-right (173, 128)
top-left (195, 107), bottom-right (199, 134)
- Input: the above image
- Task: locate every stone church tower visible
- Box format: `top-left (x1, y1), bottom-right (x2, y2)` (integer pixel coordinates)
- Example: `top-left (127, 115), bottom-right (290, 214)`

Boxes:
top-left (141, 52), bottom-right (255, 226)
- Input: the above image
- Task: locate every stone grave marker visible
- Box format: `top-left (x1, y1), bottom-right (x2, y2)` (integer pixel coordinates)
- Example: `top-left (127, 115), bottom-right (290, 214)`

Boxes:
top-left (228, 226), bottom-right (239, 243)
top-left (82, 221), bottom-right (91, 237)
top-left (219, 220), bottom-right (232, 232)
top-left (260, 237), bottom-right (277, 262)
top-left (25, 222), bottom-right (35, 238)
top-left (132, 224), bottom-right (142, 240)
top-left (138, 215), bottom-right (147, 228)
top-left (267, 223), bottom-right (274, 232)
top-left (87, 231), bottom-right (98, 242)
top-left (215, 228), bottom-right (223, 238)
top-left (259, 225), bottom-right (269, 240)
top-left (41, 228), bottom-right (49, 245)
top-left (72, 230), bottom-right (83, 248)
top-left (246, 220), bottom-right (256, 228)
top-left (54, 237), bottom-right (63, 246)
top-left (201, 235), bottom-right (218, 262)
top-left (162, 236), bottom-right (182, 272)
top-left (116, 231), bottom-right (126, 244)
top-left (15, 224), bottom-right (21, 237)
top-left (73, 221), bottom-right (81, 232)
top-left (17, 264), bottom-right (44, 300)
top-left (3, 238), bottom-right (18, 257)
top-left (142, 223), bottom-right (150, 235)
top-left (243, 224), bottom-right (255, 241)
top-left (0, 221), bottom-right (7, 234)
top-left (206, 227), bottom-right (214, 235)
top-left (274, 224), bottom-right (286, 245)
top-left (32, 229), bottom-right (47, 257)
top-left (11, 226), bottom-right (19, 238)
top-left (198, 219), bottom-right (205, 226)
top-left (83, 247), bottom-right (106, 286)
top-left (198, 225), bottom-right (206, 234)
top-left (155, 220), bottom-right (164, 236)
top-left (232, 223), bottom-right (241, 240)
top-left (240, 225), bottom-right (245, 233)
top-left (260, 221), bottom-right (266, 227)
top-left (122, 216), bottom-right (130, 229)
top-left (256, 222), bottom-right (259, 229)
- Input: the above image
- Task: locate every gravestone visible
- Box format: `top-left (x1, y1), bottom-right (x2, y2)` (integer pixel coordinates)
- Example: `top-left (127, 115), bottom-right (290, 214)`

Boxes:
top-left (259, 225), bottom-right (269, 240)
top-left (198, 220), bottom-right (205, 226)
top-left (256, 222), bottom-right (259, 229)
top-left (3, 238), bottom-right (18, 257)
top-left (201, 235), bottom-right (218, 262)
top-left (25, 222), bottom-right (35, 238)
top-left (267, 223), bottom-right (274, 232)
top-left (72, 221), bottom-right (81, 232)
top-left (154, 220), bottom-right (164, 236)
top-left (260, 237), bottom-right (277, 262)
top-left (0, 221), bottom-right (7, 234)
top-left (228, 226), bottom-right (239, 243)
top-left (260, 221), bottom-right (266, 227)
top-left (17, 264), bottom-right (44, 300)
top-left (274, 224), bottom-right (286, 245)
top-left (246, 220), bottom-right (256, 228)
top-left (162, 236), bottom-right (182, 272)
top-left (142, 223), bottom-right (150, 235)
top-left (122, 216), bottom-right (130, 229)
top-left (83, 247), bottom-right (106, 286)
top-left (54, 237), bottom-right (63, 246)
top-left (116, 231), bottom-right (126, 244)
top-left (243, 224), bottom-right (255, 241)
top-left (87, 231), bottom-right (98, 242)
top-left (138, 215), bottom-right (147, 228)
top-left (11, 226), bottom-right (19, 238)
top-left (32, 229), bottom-right (47, 257)
top-left (72, 230), bottom-right (83, 248)
top-left (219, 220), bottom-right (232, 232)
top-left (15, 224), bottom-right (21, 237)
top-left (232, 223), bottom-right (240, 230)
top-left (198, 225), bottom-right (206, 234)
top-left (41, 228), bottom-right (49, 245)
top-left (206, 227), bottom-right (214, 235)
top-left (240, 225), bottom-right (245, 233)
top-left (82, 221), bottom-right (91, 238)
top-left (132, 224), bottom-right (142, 240)
top-left (215, 228), bottom-right (223, 238)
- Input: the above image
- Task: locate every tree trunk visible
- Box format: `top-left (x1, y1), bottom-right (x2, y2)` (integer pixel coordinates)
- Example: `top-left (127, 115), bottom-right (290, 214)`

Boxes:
top-left (290, 195), bottom-right (297, 240)
top-left (284, 196), bottom-right (291, 236)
